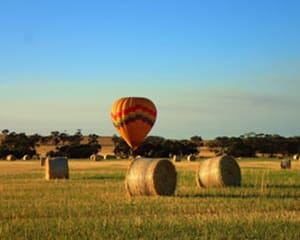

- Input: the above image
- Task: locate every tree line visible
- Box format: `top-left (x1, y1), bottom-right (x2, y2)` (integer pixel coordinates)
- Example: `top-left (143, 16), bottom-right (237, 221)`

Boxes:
top-left (0, 129), bottom-right (201, 159)
top-left (0, 129), bottom-right (100, 159)
top-left (208, 133), bottom-right (300, 157)
top-left (1, 129), bottom-right (300, 159)
top-left (112, 135), bottom-right (201, 158)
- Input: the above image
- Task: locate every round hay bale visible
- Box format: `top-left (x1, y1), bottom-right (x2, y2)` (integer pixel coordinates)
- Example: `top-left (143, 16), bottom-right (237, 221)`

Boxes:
top-left (45, 157), bottom-right (69, 180)
top-left (280, 159), bottom-right (291, 169)
top-left (125, 158), bottom-right (177, 196)
top-left (22, 154), bottom-right (31, 161)
top-left (172, 155), bottom-right (181, 162)
top-left (293, 154), bottom-right (299, 161)
top-left (40, 157), bottom-right (46, 166)
top-left (6, 154), bottom-right (16, 161)
top-left (90, 154), bottom-right (103, 161)
top-left (187, 154), bottom-right (196, 162)
top-left (104, 154), bottom-right (116, 160)
top-left (196, 155), bottom-right (241, 188)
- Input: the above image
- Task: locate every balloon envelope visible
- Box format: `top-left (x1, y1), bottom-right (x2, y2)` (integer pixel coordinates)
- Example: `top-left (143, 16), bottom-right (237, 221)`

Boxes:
top-left (111, 97), bottom-right (157, 150)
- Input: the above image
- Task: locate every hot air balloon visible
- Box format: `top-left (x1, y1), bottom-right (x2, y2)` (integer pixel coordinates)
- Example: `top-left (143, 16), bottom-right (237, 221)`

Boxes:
top-left (111, 97), bottom-right (157, 150)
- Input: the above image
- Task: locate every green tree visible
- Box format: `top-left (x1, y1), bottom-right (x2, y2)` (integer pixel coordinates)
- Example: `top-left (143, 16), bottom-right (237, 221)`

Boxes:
top-left (0, 132), bottom-right (36, 158)
top-left (226, 139), bottom-right (256, 157)
top-left (88, 134), bottom-right (99, 145)
top-left (50, 131), bottom-right (60, 146)
top-left (55, 144), bottom-right (101, 158)
top-left (113, 138), bottom-right (130, 158)
top-left (190, 135), bottom-right (203, 146)
top-left (2, 129), bottom-right (9, 135)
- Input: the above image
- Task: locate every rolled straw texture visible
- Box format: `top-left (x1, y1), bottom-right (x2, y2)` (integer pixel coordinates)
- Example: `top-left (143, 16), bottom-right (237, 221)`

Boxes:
top-left (280, 159), bottom-right (291, 169)
top-left (196, 155), bottom-right (241, 188)
top-left (293, 154), bottom-right (299, 161)
top-left (22, 154), bottom-right (31, 160)
top-left (104, 154), bottom-right (116, 160)
top-left (90, 154), bottom-right (103, 161)
top-left (172, 155), bottom-right (181, 162)
top-left (187, 154), bottom-right (196, 162)
top-left (125, 158), bottom-right (177, 196)
top-left (6, 154), bottom-right (16, 161)
top-left (45, 157), bottom-right (69, 180)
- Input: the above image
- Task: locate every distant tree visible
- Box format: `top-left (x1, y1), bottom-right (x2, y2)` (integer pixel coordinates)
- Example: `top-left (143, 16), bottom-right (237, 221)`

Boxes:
top-left (28, 134), bottom-right (42, 148)
top-left (208, 137), bottom-right (231, 155)
top-left (2, 129), bottom-right (9, 135)
top-left (134, 137), bottom-right (199, 158)
top-left (68, 129), bottom-right (83, 145)
top-left (0, 132), bottom-right (36, 158)
top-left (286, 137), bottom-right (300, 154)
top-left (206, 133), bottom-right (300, 157)
top-left (88, 134), bottom-right (99, 145)
top-left (190, 135), bottom-right (203, 146)
top-left (55, 144), bottom-right (101, 158)
top-left (112, 134), bottom-right (120, 147)
top-left (59, 132), bottom-right (69, 145)
top-left (50, 131), bottom-right (60, 146)
top-left (40, 135), bottom-right (52, 145)
top-left (179, 140), bottom-right (199, 156)
top-left (136, 136), bottom-right (166, 157)
top-left (113, 138), bottom-right (130, 158)
top-left (225, 139), bottom-right (256, 157)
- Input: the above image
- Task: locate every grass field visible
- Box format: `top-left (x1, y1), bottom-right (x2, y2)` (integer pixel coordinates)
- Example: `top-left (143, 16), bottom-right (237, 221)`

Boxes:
top-left (1, 158), bottom-right (300, 239)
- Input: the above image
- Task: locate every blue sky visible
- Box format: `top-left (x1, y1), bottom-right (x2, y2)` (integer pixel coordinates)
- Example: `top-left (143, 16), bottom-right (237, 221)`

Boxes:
top-left (0, 0), bottom-right (300, 139)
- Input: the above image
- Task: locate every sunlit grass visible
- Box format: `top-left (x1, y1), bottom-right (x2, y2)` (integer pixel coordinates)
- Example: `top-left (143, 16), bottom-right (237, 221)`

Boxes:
top-left (1, 159), bottom-right (300, 239)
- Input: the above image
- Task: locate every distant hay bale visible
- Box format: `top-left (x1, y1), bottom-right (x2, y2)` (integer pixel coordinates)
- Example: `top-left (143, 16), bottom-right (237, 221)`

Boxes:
top-left (6, 154), bottom-right (16, 161)
top-left (280, 159), bottom-right (291, 169)
top-left (172, 155), bottom-right (181, 162)
top-left (104, 154), bottom-right (116, 160)
top-left (125, 158), bottom-right (177, 196)
top-left (90, 154), bottom-right (103, 161)
top-left (22, 154), bottom-right (31, 161)
top-left (45, 157), bottom-right (69, 180)
top-left (293, 154), bottom-right (299, 161)
top-left (40, 157), bottom-right (46, 166)
top-left (187, 154), bottom-right (196, 162)
top-left (196, 155), bottom-right (241, 188)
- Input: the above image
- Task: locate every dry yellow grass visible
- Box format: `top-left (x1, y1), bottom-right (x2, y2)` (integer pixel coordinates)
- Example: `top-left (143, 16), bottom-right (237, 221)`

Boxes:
top-left (172, 159), bottom-right (300, 172)
top-left (198, 146), bottom-right (216, 157)
top-left (0, 161), bottom-right (42, 174)
top-left (0, 160), bottom-right (131, 176)
top-left (1, 153), bottom-right (299, 174)
top-left (35, 145), bottom-right (56, 157)
top-left (1, 157), bottom-right (300, 239)
top-left (240, 160), bottom-right (300, 171)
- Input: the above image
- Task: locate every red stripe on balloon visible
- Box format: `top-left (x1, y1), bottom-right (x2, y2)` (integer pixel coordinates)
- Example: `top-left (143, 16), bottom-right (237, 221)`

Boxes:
top-left (112, 114), bottom-right (155, 129)
top-left (111, 104), bottom-right (156, 120)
